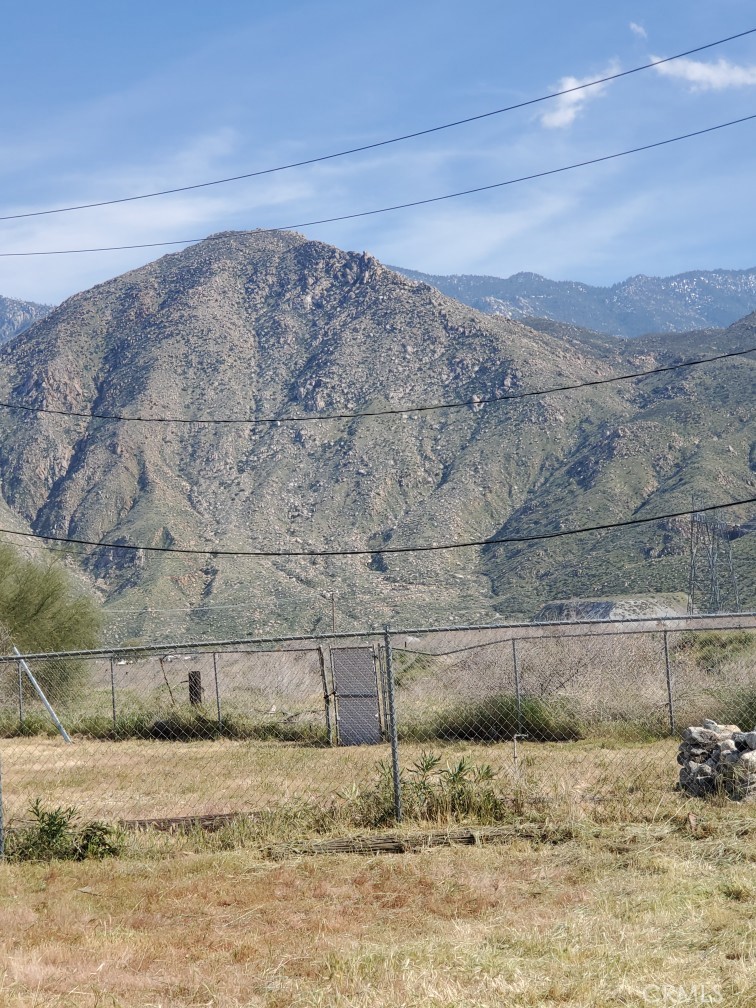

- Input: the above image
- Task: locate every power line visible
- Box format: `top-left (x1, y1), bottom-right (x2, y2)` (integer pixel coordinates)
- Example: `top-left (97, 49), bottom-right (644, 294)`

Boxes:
top-left (2, 28), bottom-right (753, 223)
top-left (2, 346), bottom-right (752, 424)
top-left (3, 112), bottom-right (755, 258)
top-left (0, 498), bottom-right (752, 558)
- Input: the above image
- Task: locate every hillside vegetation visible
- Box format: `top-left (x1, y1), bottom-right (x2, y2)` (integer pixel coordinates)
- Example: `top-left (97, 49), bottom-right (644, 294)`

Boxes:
top-left (0, 230), bottom-right (752, 642)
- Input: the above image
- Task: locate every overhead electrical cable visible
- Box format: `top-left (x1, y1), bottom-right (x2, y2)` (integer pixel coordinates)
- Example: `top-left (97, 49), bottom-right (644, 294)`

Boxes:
top-left (3, 112), bottom-right (755, 259)
top-left (1, 346), bottom-right (752, 424)
top-left (0, 498), bottom-right (752, 558)
top-left (1, 28), bottom-right (754, 222)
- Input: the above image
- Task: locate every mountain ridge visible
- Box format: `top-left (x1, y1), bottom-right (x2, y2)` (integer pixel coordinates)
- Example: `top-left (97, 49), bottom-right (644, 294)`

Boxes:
top-left (0, 231), bottom-right (752, 643)
top-left (391, 265), bottom-right (756, 338)
top-left (0, 295), bottom-right (53, 346)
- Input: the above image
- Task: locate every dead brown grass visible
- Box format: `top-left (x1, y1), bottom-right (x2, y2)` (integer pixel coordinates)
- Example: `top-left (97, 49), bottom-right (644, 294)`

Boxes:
top-left (1, 811), bottom-right (755, 1007)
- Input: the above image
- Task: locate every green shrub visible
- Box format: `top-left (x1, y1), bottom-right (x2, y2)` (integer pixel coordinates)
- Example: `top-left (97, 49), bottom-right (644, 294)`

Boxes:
top-left (6, 798), bottom-right (124, 862)
top-left (424, 694), bottom-right (583, 743)
top-left (675, 630), bottom-right (755, 671)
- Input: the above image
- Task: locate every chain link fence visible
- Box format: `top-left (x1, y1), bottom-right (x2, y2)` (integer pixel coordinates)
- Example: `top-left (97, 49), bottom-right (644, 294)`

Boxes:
top-left (1, 615), bottom-right (754, 839)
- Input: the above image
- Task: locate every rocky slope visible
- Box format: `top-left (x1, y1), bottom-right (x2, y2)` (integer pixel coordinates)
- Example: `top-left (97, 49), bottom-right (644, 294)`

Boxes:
top-left (0, 231), bottom-right (752, 643)
top-left (392, 266), bottom-right (756, 338)
top-left (0, 295), bottom-right (52, 346)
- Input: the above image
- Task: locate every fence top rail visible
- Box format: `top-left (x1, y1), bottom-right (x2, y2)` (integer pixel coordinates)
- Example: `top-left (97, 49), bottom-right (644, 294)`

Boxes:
top-left (0, 611), bottom-right (753, 664)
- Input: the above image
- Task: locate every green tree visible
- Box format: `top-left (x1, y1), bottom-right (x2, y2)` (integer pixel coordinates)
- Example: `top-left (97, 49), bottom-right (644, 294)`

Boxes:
top-left (0, 544), bottom-right (102, 702)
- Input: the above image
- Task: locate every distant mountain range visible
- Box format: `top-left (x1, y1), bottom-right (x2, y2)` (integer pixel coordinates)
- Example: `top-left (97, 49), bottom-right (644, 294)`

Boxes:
top-left (391, 266), bottom-right (756, 339)
top-left (4, 265), bottom-right (756, 344)
top-left (0, 295), bottom-right (52, 345)
top-left (0, 234), bottom-right (753, 642)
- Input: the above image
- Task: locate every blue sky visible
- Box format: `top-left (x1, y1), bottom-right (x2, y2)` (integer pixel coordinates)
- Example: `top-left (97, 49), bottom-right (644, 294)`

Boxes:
top-left (2, 0), bottom-right (755, 304)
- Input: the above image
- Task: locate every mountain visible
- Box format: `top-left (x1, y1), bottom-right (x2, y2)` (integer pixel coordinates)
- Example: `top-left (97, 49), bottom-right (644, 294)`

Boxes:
top-left (0, 231), bottom-right (752, 644)
top-left (391, 266), bottom-right (756, 339)
top-left (0, 295), bottom-right (53, 346)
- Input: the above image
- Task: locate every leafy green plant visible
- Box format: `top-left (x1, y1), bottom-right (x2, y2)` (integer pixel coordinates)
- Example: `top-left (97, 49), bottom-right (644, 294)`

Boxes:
top-left (6, 798), bottom-right (124, 862)
top-left (340, 751), bottom-right (515, 828)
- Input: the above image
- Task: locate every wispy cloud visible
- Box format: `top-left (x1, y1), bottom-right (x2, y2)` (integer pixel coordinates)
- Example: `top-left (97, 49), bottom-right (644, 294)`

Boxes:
top-left (0, 131), bottom-right (320, 303)
top-left (652, 55), bottom-right (756, 90)
top-left (629, 22), bottom-right (647, 40)
top-left (538, 64), bottom-right (618, 129)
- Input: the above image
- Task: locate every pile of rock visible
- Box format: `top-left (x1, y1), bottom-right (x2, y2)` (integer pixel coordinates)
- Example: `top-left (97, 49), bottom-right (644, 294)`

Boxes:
top-left (678, 720), bottom-right (756, 800)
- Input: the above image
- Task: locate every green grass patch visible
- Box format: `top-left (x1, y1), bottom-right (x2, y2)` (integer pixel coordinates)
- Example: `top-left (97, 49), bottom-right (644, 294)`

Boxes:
top-left (675, 629), bottom-right (755, 670)
top-left (708, 686), bottom-right (756, 730)
top-left (411, 694), bottom-right (583, 743)
top-left (0, 707), bottom-right (329, 744)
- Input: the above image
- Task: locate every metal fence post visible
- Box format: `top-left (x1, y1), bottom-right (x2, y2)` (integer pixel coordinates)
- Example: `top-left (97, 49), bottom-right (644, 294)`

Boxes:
top-left (383, 626), bottom-right (402, 823)
top-left (13, 648), bottom-right (71, 744)
top-left (212, 653), bottom-right (222, 730)
top-left (109, 658), bottom-right (117, 731)
top-left (512, 638), bottom-right (523, 736)
top-left (317, 646), bottom-right (333, 744)
top-left (663, 631), bottom-right (676, 735)
top-left (17, 660), bottom-right (24, 730)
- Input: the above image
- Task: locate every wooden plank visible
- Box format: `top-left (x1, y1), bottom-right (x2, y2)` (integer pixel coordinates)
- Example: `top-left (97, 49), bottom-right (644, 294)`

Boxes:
top-left (267, 824), bottom-right (549, 858)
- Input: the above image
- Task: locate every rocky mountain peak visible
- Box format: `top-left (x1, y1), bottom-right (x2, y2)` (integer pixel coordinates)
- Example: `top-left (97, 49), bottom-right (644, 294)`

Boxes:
top-left (0, 231), bottom-right (752, 641)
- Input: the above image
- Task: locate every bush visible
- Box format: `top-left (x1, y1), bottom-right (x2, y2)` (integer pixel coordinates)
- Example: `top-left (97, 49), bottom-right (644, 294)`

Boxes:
top-left (5, 798), bottom-right (124, 862)
top-left (675, 630), bottom-right (755, 671)
top-left (425, 694), bottom-right (583, 743)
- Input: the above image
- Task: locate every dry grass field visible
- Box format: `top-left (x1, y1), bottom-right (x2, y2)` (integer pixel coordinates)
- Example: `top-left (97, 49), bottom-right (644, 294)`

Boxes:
top-left (1, 625), bottom-right (753, 1007)
top-left (1, 735), bottom-right (682, 825)
top-left (1, 808), bottom-right (755, 1007)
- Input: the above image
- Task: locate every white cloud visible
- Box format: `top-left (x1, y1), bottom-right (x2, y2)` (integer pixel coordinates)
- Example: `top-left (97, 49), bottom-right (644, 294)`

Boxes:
top-left (629, 22), bottom-right (647, 39)
top-left (652, 55), bottom-right (756, 90)
top-left (538, 64), bottom-right (618, 129)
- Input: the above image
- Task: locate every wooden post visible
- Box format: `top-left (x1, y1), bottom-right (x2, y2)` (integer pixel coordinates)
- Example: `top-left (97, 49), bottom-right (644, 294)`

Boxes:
top-left (188, 669), bottom-right (203, 707)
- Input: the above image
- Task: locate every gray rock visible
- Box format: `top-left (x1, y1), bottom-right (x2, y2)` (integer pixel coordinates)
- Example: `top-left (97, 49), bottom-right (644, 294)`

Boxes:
top-left (694, 763), bottom-right (716, 778)
top-left (683, 728), bottom-right (719, 745)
